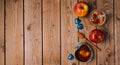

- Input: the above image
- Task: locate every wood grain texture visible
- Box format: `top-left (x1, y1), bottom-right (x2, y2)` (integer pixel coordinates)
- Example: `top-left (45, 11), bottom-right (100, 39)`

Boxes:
top-left (97, 0), bottom-right (115, 65)
top-left (6, 0), bottom-right (23, 65)
top-left (61, 0), bottom-right (79, 65)
top-left (115, 0), bottom-right (120, 65)
top-left (0, 0), bottom-right (4, 65)
top-left (0, 0), bottom-right (120, 65)
top-left (43, 0), bottom-right (60, 65)
top-left (24, 0), bottom-right (42, 65)
top-left (78, 0), bottom-right (97, 65)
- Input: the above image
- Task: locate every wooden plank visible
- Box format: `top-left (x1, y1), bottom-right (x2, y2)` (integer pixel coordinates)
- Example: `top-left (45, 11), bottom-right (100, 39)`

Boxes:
top-left (6, 0), bottom-right (23, 65)
top-left (0, 0), bottom-right (4, 65)
top-left (115, 0), bottom-right (120, 65)
top-left (43, 0), bottom-right (60, 65)
top-left (96, 0), bottom-right (115, 65)
top-left (61, 0), bottom-right (79, 65)
top-left (24, 0), bottom-right (42, 65)
top-left (79, 0), bottom-right (97, 65)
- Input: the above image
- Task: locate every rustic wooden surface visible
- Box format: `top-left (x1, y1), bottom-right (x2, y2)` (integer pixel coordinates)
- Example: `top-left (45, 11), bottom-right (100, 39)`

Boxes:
top-left (115, 0), bottom-right (120, 65)
top-left (97, 0), bottom-right (115, 65)
top-left (43, 0), bottom-right (60, 65)
top-left (6, 0), bottom-right (23, 65)
top-left (0, 0), bottom-right (119, 65)
top-left (0, 0), bottom-right (4, 65)
top-left (61, 0), bottom-right (78, 65)
top-left (79, 0), bottom-right (97, 65)
top-left (24, 0), bottom-right (42, 65)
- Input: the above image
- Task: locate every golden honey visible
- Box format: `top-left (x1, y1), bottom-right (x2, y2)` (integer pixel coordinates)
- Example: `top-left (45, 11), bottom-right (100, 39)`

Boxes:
top-left (75, 43), bottom-right (93, 62)
top-left (88, 10), bottom-right (106, 26)
top-left (79, 50), bottom-right (90, 57)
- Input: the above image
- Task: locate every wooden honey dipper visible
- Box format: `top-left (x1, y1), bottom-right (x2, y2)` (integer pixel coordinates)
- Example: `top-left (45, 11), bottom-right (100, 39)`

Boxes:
top-left (77, 32), bottom-right (101, 51)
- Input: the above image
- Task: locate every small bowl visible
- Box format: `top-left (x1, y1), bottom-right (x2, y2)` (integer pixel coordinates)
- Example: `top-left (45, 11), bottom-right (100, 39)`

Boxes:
top-left (88, 10), bottom-right (106, 26)
top-left (75, 42), bottom-right (94, 62)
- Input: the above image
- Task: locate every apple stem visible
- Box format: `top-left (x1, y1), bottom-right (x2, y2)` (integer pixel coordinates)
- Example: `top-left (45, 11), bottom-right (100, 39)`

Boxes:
top-left (80, 6), bottom-right (84, 9)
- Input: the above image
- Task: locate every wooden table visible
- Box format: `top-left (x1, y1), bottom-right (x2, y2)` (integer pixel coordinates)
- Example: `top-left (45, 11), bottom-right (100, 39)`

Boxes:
top-left (0, 0), bottom-right (120, 65)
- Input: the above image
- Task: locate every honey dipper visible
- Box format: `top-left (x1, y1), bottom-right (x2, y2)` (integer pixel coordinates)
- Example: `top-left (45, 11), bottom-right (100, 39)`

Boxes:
top-left (77, 32), bottom-right (101, 51)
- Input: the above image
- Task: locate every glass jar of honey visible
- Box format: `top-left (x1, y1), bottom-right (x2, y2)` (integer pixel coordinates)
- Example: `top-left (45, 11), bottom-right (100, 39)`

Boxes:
top-left (88, 10), bottom-right (106, 26)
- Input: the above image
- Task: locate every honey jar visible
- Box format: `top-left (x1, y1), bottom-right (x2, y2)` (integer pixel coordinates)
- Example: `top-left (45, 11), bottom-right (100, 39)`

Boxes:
top-left (75, 42), bottom-right (94, 62)
top-left (88, 10), bottom-right (106, 26)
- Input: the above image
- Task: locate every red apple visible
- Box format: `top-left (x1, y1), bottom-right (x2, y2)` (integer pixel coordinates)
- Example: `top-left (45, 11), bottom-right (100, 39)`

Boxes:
top-left (89, 29), bottom-right (104, 43)
top-left (74, 1), bottom-right (89, 17)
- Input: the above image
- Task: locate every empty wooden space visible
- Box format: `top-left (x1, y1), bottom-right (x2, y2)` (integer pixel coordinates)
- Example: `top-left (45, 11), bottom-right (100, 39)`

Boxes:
top-left (0, 0), bottom-right (119, 65)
